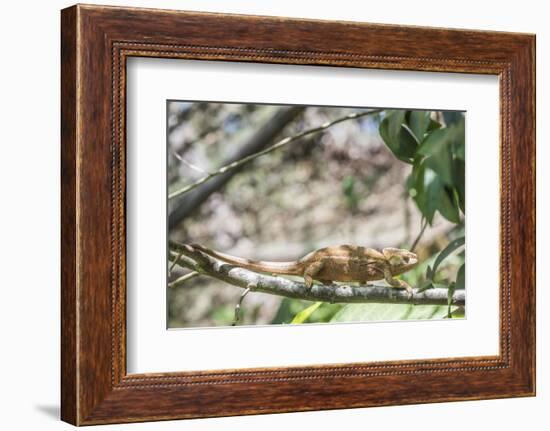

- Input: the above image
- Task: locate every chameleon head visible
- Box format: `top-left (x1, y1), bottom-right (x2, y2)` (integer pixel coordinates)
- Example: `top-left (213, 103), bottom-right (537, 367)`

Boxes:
top-left (382, 247), bottom-right (419, 274)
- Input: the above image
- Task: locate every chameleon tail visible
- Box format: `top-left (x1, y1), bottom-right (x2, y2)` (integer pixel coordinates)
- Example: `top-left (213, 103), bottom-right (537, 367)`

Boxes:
top-left (190, 244), bottom-right (302, 275)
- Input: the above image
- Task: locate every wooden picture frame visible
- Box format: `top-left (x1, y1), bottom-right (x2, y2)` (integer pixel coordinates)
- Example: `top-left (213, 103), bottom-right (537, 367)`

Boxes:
top-left (61, 4), bottom-right (535, 425)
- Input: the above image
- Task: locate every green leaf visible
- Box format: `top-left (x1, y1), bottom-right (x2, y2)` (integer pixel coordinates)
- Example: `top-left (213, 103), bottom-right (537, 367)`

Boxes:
top-left (417, 279), bottom-right (434, 293)
top-left (409, 162), bottom-right (461, 224)
top-left (432, 236), bottom-right (465, 274)
top-left (453, 158), bottom-right (466, 213)
top-left (437, 185), bottom-right (461, 223)
top-left (379, 111), bottom-right (417, 163)
top-left (410, 165), bottom-right (436, 223)
top-left (401, 123), bottom-right (421, 146)
top-left (443, 111), bottom-right (464, 127)
top-left (408, 110), bottom-right (431, 143)
top-left (379, 111), bottom-right (404, 150)
top-left (331, 303), bottom-right (452, 322)
top-left (455, 264), bottom-right (465, 290)
top-left (418, 128), bottom-right (454, 185)
top-left (424, 173), bottom-right (449, 223)
top-left (426, 265), bottom-right (434, 280)
top-left (291, 301), bottom-right (323, 324)
top-left (270, 298), bottom-right (298, 324)
top-left (453, 120), bottom-right (465, 161)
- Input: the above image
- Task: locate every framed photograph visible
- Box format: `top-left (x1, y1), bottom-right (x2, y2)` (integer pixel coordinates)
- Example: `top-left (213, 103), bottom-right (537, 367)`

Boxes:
top-left (61, 4), bottom-right (535, 425)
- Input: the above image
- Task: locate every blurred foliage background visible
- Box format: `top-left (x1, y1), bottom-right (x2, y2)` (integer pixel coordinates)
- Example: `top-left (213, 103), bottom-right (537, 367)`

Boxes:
top-left (167, 102), bottom-right (465, 328)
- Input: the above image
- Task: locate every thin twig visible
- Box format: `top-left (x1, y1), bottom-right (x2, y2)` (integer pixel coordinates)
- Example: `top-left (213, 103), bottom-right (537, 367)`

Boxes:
top-left (171, 151), bottom-right (211, 175)
top-left (232, 286), bottom-right (252, 326)
top-left (168, 271), bottom-right (200, 289)
top-left (168, 109), bottom-right (383, 200)
top-left (410, 218), bottom-right (429, 252)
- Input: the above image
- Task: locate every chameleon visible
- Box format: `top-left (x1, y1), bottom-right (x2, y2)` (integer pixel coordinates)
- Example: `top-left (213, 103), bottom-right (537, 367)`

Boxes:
top-left (190, 244), bottom-right (418, 295)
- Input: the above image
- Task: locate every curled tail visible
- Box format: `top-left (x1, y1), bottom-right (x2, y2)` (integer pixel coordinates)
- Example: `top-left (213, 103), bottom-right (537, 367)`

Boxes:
top-left (191, 244), bottom-right (302, 275)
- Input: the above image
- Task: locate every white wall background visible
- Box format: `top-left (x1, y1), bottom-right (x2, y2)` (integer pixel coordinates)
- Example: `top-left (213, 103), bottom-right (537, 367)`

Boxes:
top-left (0, 1), bottom-right (546, 429)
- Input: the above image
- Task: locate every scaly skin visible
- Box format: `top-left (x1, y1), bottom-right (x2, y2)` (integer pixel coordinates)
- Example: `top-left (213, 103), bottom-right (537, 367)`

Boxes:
top-left (190, 244), bottom-right (418, 294)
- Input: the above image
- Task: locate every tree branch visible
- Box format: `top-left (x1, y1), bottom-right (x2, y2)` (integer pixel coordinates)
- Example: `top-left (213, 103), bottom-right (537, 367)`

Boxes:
top-left (168, 242), bottom-right (465, 306)
top-left (168, 271), bottom-right (200, 289)
top-left (168, 109), bottom-right (382, 201)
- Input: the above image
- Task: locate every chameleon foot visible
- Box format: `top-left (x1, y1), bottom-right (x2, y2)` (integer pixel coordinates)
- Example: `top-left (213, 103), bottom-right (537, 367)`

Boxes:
top-left (400, 281), bottom-right (414, 300)
top-left (303, 261), bottom-right (324, 290)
